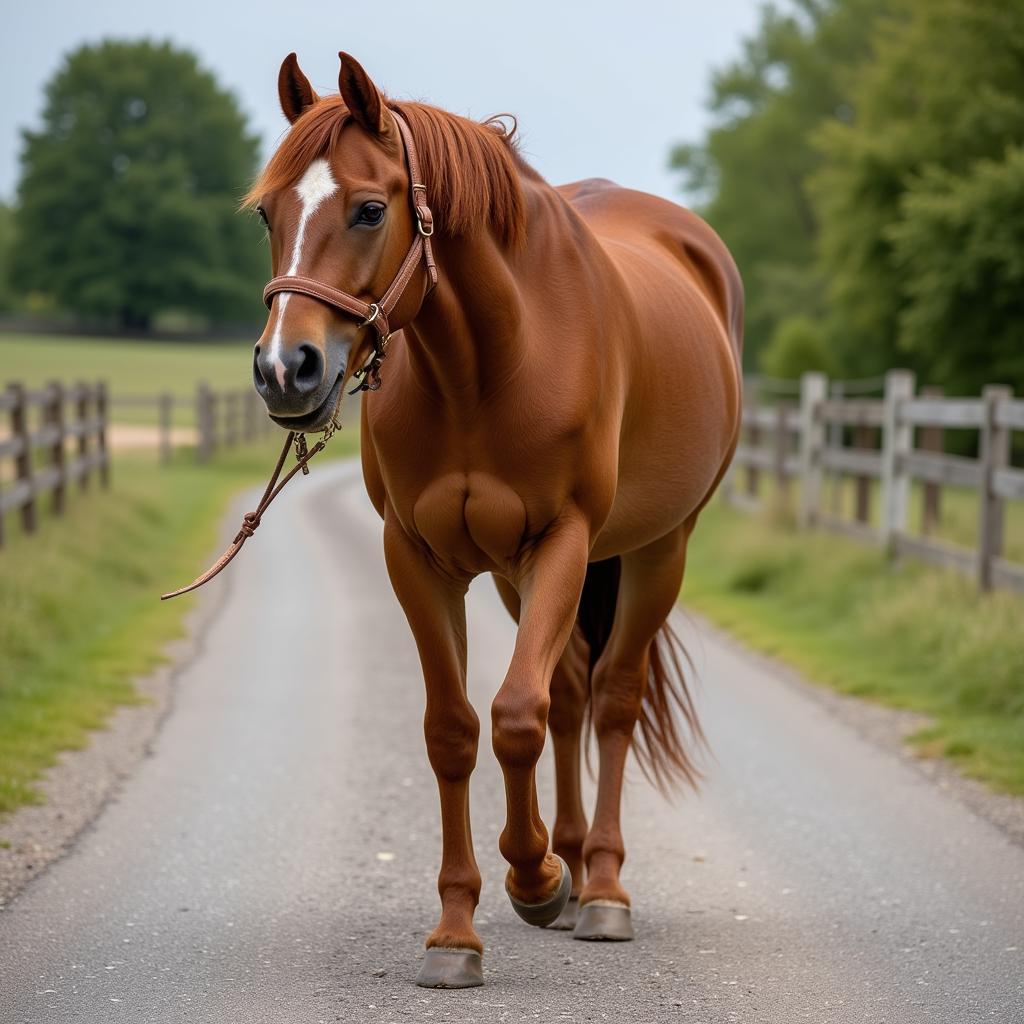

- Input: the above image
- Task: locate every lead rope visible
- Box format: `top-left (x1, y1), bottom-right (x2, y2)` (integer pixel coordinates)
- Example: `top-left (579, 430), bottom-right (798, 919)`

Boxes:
top-left (161, 385), bottom-right (344, 601)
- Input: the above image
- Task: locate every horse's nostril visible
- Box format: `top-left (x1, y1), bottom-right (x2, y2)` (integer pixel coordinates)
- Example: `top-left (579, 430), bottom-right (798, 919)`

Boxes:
top-left (295, 344), bottom-right (323, 388)
top-left (252, 346), bottom-right (268, 389)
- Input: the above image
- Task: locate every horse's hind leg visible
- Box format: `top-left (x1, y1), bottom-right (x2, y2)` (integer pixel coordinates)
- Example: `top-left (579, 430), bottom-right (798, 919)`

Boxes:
top-left (492, 575), bottom-right (589, 930)
top-left (384, 515), bottom-right (483, 988)
top-left (577, 522), bottom-right (695, 941)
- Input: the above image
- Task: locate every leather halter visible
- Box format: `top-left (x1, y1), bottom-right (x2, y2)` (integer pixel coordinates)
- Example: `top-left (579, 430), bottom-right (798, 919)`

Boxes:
top-left (262, 108), bottom-right (437, 393)
top-left (161, 109), bottom-right (437, 601)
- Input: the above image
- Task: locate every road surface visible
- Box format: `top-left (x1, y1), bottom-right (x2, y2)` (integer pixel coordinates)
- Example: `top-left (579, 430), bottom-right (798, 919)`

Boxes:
top-left (1, 460), bottom-right (1022, 1022)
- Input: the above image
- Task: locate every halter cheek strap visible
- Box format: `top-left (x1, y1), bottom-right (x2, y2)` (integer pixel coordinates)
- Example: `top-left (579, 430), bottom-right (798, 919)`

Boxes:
top-left (262, 108), bottom-right (437, 393)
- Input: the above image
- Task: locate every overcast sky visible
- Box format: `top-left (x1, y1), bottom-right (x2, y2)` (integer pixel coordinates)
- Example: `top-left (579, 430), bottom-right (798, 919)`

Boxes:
top-left (2, 0), bottom-right (764, 204)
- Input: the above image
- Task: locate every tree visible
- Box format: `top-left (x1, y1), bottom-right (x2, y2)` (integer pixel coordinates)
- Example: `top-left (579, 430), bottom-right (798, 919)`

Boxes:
top-left (814, 0), bottom-right (1024, 387)
top-left (14, 40), bottom-right (265, 329)
top-left (670, 0), bottom-right (888, 368)
top-left (759, 314), bottom-right (834, 379)
top-left (887, 148), bottom-right (1024, 392)
top-left (0, 203), bottom-right (14, 311)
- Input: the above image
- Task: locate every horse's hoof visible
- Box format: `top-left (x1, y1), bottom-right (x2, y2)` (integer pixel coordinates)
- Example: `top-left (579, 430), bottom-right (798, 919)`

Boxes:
top-left (573, 900), bottom-right (634, 941)
top-left (545, 894), bottom-right (579, 931)
top-left (415, 947), bottom-right (484, 988)
top-left (506, 854), bottom-right (572, 928)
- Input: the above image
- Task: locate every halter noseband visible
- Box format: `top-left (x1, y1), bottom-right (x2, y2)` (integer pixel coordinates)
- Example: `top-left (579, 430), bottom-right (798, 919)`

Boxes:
top-left (261, 108), bottom-right (437, 394)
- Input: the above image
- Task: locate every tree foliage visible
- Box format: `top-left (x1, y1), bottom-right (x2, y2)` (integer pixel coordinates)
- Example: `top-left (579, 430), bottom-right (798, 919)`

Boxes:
top-left (671, 0), bottom-right (886, 367)
top-left (759, 314), bottom-right (834, 379)
top-left (0, 203), bottom-right (15, 312)
top-left (14, 40), bottom-right (265, 329)
top-left (675, 0), bottom-right (1024, 393)
top-left (814, 0), bottom-right (1024, 387)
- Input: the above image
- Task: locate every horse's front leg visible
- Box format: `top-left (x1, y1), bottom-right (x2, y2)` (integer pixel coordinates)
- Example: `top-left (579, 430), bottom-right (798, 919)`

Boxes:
top-left (383, 513), bottom-right (483, 988)
top-left (492, 514), bottom-right (590, 925)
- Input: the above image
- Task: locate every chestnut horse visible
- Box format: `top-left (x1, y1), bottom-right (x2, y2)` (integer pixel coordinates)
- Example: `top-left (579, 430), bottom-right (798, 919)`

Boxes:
top-left (247, 53), bottom-right (742, 988)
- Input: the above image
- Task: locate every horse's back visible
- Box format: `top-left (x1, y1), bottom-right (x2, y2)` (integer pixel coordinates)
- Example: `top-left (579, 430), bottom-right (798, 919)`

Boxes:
top-left (557, 178), bottom-right (743, 359)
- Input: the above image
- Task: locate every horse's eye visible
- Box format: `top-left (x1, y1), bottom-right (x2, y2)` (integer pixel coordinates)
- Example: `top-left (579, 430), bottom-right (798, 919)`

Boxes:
top-left (357, 202), bottom-right (386, 226)
top-left (256, 206), bottom-right (270, 230)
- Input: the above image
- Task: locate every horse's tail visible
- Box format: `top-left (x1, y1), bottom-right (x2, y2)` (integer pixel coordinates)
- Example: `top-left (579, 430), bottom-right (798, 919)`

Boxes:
top-left (576, 556), bottom-right (704, 794)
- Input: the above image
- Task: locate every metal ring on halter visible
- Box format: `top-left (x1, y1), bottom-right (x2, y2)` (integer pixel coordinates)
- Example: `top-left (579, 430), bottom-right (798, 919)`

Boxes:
top-left (417, 217), bottom-right (434, 238)
top-left (360, 302), bottom-right (382, 329)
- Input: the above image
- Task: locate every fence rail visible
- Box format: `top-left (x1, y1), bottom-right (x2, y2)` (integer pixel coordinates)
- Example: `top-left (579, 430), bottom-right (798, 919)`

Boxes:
top-left (0, 381), bottom-right (108, 548)
top-left (2, 380), bottom-right (274, 550)
top-left (109, 386), bottom-right (272, 463)
top-left (726, 370), bottom-right (1024, 594)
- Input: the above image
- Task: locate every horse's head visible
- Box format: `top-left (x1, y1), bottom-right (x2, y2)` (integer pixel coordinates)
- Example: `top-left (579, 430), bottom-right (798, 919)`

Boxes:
top-left (249, 53), bottom-right (431, 430)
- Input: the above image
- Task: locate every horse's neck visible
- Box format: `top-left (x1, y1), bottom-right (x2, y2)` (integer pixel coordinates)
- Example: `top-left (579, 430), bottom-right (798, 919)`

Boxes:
top-left (402, 181), bottom-right (590, 406)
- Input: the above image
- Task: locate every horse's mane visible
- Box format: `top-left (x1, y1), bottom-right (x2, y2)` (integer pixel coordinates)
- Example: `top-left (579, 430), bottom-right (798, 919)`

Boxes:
top-left (243, 96), bottom-right (527, 247)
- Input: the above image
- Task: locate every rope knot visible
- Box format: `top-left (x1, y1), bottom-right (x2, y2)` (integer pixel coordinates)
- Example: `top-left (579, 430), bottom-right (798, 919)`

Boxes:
top-left (236, 511), bottom-right (261, 541)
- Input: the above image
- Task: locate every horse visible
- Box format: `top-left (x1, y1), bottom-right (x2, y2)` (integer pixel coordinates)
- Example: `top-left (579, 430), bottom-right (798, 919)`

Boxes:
top-left (246, 52), bottom-right (743, 988)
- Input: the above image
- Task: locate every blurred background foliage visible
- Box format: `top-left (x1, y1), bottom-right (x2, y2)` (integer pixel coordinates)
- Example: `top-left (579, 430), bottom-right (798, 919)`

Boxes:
top-left (0, 5), bottom-right (1020, 382)
top-left (672, 0), bottom-right (1024, 391)
top-left (8, 40), bottom-right (266, 332)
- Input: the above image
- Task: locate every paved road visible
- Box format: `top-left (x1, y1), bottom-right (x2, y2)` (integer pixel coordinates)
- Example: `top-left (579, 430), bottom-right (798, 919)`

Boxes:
top-left (1, 460), bottom-right (1022, 1023)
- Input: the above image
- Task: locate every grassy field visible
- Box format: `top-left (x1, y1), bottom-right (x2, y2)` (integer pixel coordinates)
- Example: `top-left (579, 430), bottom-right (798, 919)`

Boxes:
top-left (683, 498), bottom-right (1024, 794)
top-left (0, 333), bottom-right (254, 426)
top-left (0, 429), bottom-right (360, 817)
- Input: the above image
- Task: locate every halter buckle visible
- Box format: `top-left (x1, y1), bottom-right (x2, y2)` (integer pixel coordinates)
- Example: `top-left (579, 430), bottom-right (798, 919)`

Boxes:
top-left (416, 206), bottom-right (435, 237)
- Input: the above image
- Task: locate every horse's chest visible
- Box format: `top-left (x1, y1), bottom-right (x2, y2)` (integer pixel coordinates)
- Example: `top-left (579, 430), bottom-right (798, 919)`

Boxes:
top-left (409, 472), bottom-right (528, 571)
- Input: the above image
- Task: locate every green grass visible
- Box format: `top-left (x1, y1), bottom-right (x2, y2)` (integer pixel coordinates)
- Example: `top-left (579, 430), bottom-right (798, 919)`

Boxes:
top-left (0, 333), bottom-right (254, 426)
top-left (747, 472), bottom-right (1024, 566)
top-left (683, 499), bottom-right (1024, 793)
top-left (0, 429), bottom-right (360, 816)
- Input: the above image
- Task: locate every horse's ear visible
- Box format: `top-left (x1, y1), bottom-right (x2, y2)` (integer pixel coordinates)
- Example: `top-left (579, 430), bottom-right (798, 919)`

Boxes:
top-left (278, 53), bottom-right (318, 124)
top-left (338, 52), bottom-right (386, 134)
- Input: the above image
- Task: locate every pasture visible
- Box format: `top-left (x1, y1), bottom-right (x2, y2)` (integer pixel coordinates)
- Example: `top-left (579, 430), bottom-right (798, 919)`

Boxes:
top-left (685, 498), bottom-right (1024, 794)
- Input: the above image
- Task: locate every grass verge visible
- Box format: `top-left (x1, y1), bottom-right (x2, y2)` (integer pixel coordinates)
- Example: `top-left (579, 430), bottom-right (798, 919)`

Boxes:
top-left (0, 429), bottom-right (359, 816)
top-left (683, 499), bottom-right (1024, 794)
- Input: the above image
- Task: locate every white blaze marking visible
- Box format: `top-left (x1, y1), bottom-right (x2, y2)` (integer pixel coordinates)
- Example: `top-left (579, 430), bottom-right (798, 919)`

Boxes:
top-left (268, 158), bottom-right (339, 387)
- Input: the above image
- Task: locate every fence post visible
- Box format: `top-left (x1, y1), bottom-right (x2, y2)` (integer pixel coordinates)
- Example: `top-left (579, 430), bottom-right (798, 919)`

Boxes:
top-left (828, 380), bottom-right (844, 516)
top-left (9, 382), bottom-right (36, 535)
top-left (159, 392), bottom-right (173, 465)
top-left (853, 425), bottom-right (873, 525)
top-left (196, 384), bottom-right (212, 463)
top-left (880, 369), bottom-right (915, 552)
top-left (745, 379), bottom-right (760, 500)
top-left (798, 372), bottom-right (827, 529)
top-left (920, 385), bottom-right (944, 535)
top-left (45, 380), bottom-right (66, 515)
top-left (773, 402), bottom-right (791, 515)
top-left (977, 384), bottom-right (1012, 591)
top-left (225, 392), bottom-right (239, 448)
top-left (74, 382), bottom-right (90, 492)
top-left (96, 382), bottom-right (110, 488)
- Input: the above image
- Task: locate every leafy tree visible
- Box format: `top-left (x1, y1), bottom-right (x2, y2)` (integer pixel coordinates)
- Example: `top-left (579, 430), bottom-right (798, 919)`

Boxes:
top-left (759, 314), bottom-right (834, 379)
top-left (670, 0), bottom-right (887, 367)
top-left (0, 202), bottom-right (14, 311)
top-left (814, 0), bottom-right (1024, 387)
top-left (887, 148), bottom-right (1024, 392)
top-left (14, 40), bottom-right (265, 329)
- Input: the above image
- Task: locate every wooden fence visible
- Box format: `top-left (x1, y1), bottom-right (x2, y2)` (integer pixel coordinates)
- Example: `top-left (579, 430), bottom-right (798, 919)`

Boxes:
top-left (0, 381), bottom-right (108, 548)
top-left (194, 385), bottom-right (274, 463)
top-left (725, 371), bottom-right (1024, 593)
top-left (109, 386), bottom-right (274, 463)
